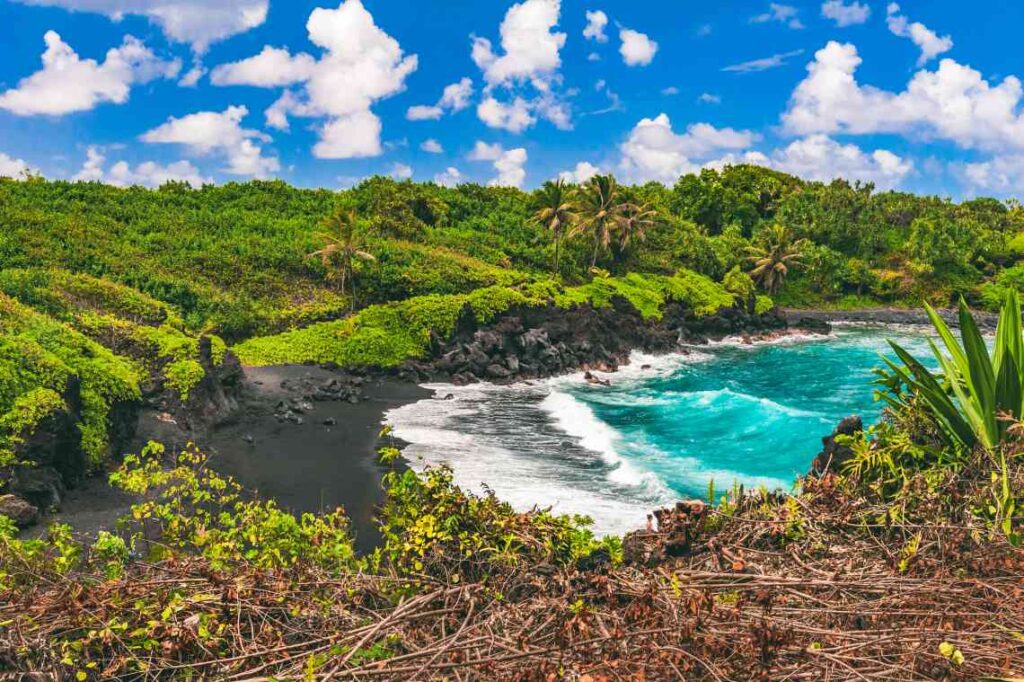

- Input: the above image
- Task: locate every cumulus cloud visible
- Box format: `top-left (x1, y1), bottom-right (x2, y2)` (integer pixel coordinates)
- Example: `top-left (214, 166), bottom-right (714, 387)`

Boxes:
top-left (420, 139), bottom-right (444, 154)
top-left (406, 77), bottom-right (474, 121)
top-left (433, 166), bottom-right (463, 186)
top-left (477, 96), bottom-right (536, 133)
top-left (619, 113), bottom-right (759, 183)
top-left (141, 105), bottom-right (279, 177)
top-left (472, 0), bottom-right (565, 87)
top-left (723, 49), bottom-right (804, 73)
top-left (768, 135), bottom-right (912, 189)
top-left (212, 0), bottom-right (416, 159)
top-left (619, 28), bottom-right (658, 67)
top-left (583, 10), bottom-right (608, 42)
top-left (0, 152), bottom-right (32, 178)
top-left (471, 0), bottom-right (572, 133)
top-left (782, 41), bottom-right (1024, 153)
top-left (751, 3), bottom-right (803, 29)
top-left (389, 162), bottom-right (413, 180)
top-left (699, 93), bottom-right (722, 104)
top-left (73, 145), bottom-right (210, 186)
top-left (886, 3), bottom-right (953, 66)
top-left (210, 46), bottom-right (317, 87)
top-left (559, 161), bottom-right (601, 183)
top-left (0, 31), bottom-right (179, 116)
top-left (821, 0), bottom-right (870, 27)
top-left (468, 141), bottom-right (527, 187)
top-left (661, 86), bottom-right (680, 96)
top-left (12, 0), bottom-right (268, 52)
top-left (956, 155), bottom-right (1024, 195)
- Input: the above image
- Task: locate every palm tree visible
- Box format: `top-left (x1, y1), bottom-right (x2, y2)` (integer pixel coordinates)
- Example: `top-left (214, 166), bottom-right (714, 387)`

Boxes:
top-left (532, 179), bottom-right (575, 274)
top-left (310, 207), bottom-right (375, 310)
top-left (745, 224), bottom-right (808, 294)
top-left (571, 175), bottom-right (631, 269)
top-left (617, 201), bottom-right (657, 253)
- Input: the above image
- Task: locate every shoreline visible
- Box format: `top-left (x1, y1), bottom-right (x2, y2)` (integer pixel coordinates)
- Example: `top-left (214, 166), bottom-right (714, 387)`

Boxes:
top-left (781, 306), bottom-right (999, 329)
top-left (23, 312), bottom-right (925, 548)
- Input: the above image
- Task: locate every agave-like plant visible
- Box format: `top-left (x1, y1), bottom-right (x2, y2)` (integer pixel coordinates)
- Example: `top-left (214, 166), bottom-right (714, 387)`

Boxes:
top-left (879, 290), bottom-right (1022, 452)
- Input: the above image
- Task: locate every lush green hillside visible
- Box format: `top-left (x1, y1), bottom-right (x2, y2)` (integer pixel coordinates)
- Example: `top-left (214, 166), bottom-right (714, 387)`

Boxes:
top-left (3, 167), bottom-right (1024, 475)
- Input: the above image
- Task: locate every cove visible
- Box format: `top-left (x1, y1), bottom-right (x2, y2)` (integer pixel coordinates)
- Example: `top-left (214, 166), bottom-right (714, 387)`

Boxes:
top-left (385, 326), bottom-right (937, 536)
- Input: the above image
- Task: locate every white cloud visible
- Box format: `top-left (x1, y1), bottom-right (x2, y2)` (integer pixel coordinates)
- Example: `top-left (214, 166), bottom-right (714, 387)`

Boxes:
top-left (178, 64), bottom-right (206, 87)
top-left (956, 155), bottom-right (1024, 195)
top-left (468, 141), bottom-right (527, 187)
top-left (406, 77), bottom-right (473, 121)
top-left (219, 0), bottom-right (416, 159)
top-left (821, 0), bottom-right (870, 27)
top-left (141, 105), bottom-right (279, 177)
top-left (619, 28), bottom-right (658, 67)
top-left (699, 93), bottom-right (721, 104)
top-left (420, 139), bottom-right (444, 154)
top-left (471, 0), bottom-right (565, 87)
top-left (583, 9), bottom-right (608, 42)
top-left (73, 145), bottom-right (210, 187)
top-left (12, 0), bottom-right (269, 52)
top-left (782, 41), bottom-right (1024, 153)
top-left (619, 113), bottom-right (759, 183)
top-left (661, 86), bottom-right (680, 96)
top-left (389, 162), bottom-right (413, 180)
top-left (559, 161), bottom-right (601, 183)
top-left (434, 167), bottom-right (462, 186)
top-left (0, 152), bottom-right (32, 178)
top-left (471, 0), bottom-right (571, 133)
top-left (477, 96), bottom-right (536, 133)
top-left (0, 31), bottom-right (179, 116)
top-left (406, 105), bottom-right (443, 121)
top-left (768, 135), bottom-right (912, 189)
top-left (751, 3), bottom-right (803, 29)
top-left (210, 46), bottom-right (317, 87)
top-left (886, 3), bottom-right (953, 66)
top-left (723, 49), bottom-right (804, 73)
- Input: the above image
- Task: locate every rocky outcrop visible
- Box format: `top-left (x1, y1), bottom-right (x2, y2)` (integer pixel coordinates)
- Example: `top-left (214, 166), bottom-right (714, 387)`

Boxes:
top-left (6, 377), bottom-right (84, 512)
top-left (810, 415), bottom-right (864, 476)
top-left (622, 501), bottom-right (710, 567)
top-left (0, 494), bottom-right (39, 528)
top-left (399, 298), bottom-right (791, 384)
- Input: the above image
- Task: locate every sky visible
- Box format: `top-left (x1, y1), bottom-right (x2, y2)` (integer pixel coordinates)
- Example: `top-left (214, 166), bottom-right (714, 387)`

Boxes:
top-left (2, 0), bottom-right (1024, 198)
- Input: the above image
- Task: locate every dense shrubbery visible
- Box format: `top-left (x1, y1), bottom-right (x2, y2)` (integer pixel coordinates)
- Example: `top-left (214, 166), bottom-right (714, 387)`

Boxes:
top-left (234, 270), bottom-right (738, 367)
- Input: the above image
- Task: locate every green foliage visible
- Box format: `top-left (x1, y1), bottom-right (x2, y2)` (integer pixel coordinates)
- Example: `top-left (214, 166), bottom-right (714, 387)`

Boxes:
top-left (0, 388), bottom-right (66, 465)
top-left (377, 466), bottom-right (619, 583)
top-left (879, 292), bottom-right (1023, 451)
top-left (110, 442), bottom-right (356, 570)
top-left (0, 293), bottom-right (141, 467)
top-left (236, 270), bottom-right (735, 367)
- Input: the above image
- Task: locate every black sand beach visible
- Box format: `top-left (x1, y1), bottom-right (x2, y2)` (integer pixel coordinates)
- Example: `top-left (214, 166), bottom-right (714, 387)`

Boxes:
top-left (205, 365), bottom-right (431, 553)
top-left (26, 365), bottom-right (431, 554)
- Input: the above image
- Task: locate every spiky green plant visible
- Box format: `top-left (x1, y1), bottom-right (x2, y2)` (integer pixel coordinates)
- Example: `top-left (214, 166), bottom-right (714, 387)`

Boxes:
top-left (879, 291), bottom-right (1021, 452)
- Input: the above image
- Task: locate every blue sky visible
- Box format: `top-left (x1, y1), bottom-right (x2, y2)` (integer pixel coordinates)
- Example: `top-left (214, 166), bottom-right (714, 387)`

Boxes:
top-left (2, 0), bottom-right (1024, 198)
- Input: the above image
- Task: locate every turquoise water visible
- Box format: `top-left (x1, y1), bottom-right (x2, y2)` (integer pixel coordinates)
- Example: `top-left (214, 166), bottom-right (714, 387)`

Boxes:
top-left (386, 327), bottom-right (936, 535)
top-left (561, 329), bottom-right (934, 500)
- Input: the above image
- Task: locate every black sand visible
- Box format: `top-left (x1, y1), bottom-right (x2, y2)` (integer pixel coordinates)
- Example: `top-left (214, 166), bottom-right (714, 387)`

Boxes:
top-left (205, 365), bottom-right (431, 553)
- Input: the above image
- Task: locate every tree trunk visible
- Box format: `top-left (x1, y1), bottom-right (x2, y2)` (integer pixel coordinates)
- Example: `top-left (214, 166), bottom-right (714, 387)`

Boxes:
top-left (553, 236), bottom-right (561, 275)
top-left (591, 230), bottom-right (601, 269)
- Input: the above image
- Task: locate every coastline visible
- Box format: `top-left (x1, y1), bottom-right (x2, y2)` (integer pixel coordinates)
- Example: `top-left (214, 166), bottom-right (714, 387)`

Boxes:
top-left (24, 307), bottom-right (926, 548)
top-left (781, 305), bottom-right (999, 329)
